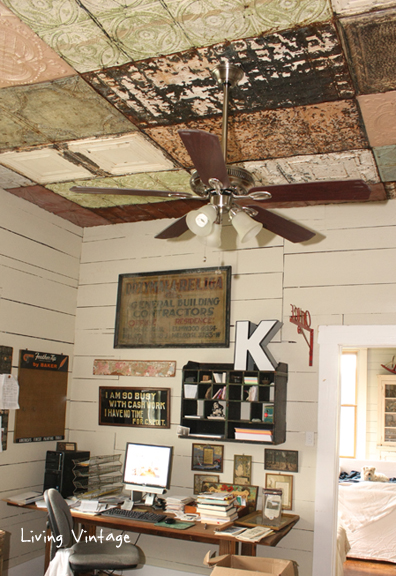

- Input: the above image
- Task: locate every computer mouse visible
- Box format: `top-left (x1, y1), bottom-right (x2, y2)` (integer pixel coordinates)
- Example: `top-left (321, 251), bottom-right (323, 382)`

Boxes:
top-left (165, 517), bottom-right (176, 524)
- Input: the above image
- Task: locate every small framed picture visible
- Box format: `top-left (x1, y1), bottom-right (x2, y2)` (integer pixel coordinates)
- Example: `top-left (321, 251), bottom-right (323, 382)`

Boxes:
top-left (265, 473), bottom-right (293, 510)
top-left (193, 474), bottom-right (220, 494)
top-left (191, 444), bottom-right (224, 472)
top-left (264, 449), bottom-right (298, 473)
top-left (233, 454), bottom-right (252, 485)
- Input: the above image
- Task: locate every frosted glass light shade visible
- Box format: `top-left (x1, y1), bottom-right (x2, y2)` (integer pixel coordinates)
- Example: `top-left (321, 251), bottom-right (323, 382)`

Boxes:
top-left (186, 205), bottom-right (217, 237)
top-left (231, 210), bottom-right (262, 243)
top-left (198, 223), bottom-right (222, 247)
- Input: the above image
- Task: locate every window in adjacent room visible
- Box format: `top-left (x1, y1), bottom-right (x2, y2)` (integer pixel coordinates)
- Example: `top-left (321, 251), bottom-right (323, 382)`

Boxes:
top-left (339, 351), bottom-right (358, 458)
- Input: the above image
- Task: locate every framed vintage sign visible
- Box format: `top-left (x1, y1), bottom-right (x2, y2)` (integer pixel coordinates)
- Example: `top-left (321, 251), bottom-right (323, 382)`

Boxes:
top-left (99, 387), bottom-right (170, 428)
top-left (114, 267), bottom-right (231, 348)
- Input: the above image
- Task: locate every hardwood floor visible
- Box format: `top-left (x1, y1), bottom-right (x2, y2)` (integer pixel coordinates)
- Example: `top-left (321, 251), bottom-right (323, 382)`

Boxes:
top-left (344, 559), bottom-right (396, 575)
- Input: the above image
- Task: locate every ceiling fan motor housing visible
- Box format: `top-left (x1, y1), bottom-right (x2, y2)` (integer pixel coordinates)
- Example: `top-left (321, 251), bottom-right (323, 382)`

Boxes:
top-left (189, 165), bottom-right (255, 196)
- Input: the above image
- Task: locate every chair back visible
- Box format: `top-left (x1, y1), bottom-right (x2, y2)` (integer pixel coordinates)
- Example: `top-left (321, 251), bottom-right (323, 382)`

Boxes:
top-left (44, 489), bottom-right (74, 557)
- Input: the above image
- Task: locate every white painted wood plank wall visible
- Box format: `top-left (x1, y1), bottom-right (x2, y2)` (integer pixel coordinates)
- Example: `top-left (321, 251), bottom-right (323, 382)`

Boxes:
top-left (4, 190), bottom-right (396, 576)
top-left (0, 188), bottom-right (82, 571)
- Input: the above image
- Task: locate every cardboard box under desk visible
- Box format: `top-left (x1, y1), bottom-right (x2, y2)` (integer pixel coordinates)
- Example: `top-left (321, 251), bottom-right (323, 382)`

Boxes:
top-left (204, 553), bottom-right (297, 576)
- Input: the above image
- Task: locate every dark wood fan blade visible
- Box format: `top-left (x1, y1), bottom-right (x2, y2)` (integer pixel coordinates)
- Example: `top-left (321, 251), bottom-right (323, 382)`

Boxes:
top-left (178, 129), bottom-right (230, 187)
top-left (155, 215), bottom-right (189, 239)
top-left (70, 186), bottom-right (195, 198)
top-left (248, 205), bottom-right (315, 243)
top-left (247, 179), bottom-right (371, 202)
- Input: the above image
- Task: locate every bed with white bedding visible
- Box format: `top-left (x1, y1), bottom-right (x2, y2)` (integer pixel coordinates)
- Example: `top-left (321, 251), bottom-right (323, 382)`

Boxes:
top-left (338, 459), bottom-right (396, 563)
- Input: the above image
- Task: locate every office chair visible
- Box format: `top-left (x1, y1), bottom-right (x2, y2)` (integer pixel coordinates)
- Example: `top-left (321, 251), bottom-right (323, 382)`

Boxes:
top-left (44, 488), bottom-right (140, 574)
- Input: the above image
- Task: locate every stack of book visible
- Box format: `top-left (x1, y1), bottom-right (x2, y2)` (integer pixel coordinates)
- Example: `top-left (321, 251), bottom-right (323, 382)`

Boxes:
top-left (196, 491), bottom-right (238, 525)
top-left (165, 495), bottom-right (194, 514)
top-left (234, 428), bottom-right (273, 442)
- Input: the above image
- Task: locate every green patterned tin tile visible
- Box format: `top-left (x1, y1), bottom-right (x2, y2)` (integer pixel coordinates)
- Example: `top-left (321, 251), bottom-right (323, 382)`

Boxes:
top-left (3, 0), bottom-right (332, 73)
top-left (373, 145), bottom-right (396, 181)
top-left (47, 170), bottom-right (192, 208)
top-left (0, 76), bottom-right (136, 151)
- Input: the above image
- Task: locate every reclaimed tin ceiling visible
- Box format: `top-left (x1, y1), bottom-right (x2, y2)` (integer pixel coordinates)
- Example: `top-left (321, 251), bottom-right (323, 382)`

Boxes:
top-left (0, 0), bottom-right (395, 227)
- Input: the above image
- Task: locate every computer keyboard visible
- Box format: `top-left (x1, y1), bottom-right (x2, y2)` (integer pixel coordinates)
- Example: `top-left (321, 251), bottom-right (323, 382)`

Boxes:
top-left (100, 507), bottom-right (167, 523)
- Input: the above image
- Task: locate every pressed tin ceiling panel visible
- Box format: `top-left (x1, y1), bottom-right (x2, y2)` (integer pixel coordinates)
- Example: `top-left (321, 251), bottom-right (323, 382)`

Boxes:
top-left (2, 0), bottom-right (332, 73)
top-left (0, 0), bottom-right (393, 228)
top-left (0, 164), bottom-right (34, 188)
top-left (84, 23), bottom-right (354, 127)
top-left (332, 0), bottom-right (396, 15)
top-left (0, 148), bottom-right (92, 183)
top-left (145, 100), bottom-right (368, 166)
top-left (358, 91), bottom-right (396, 147)
top-left (0, 3), bottom-right (75, 88)
top-left (373, 145), bottom-right (396, 181)
top-left (46, 170), bottom-right (192, 208)
top-left (241, 149), bottom-right (379, 186)
top-left (338, 7), bottom-right (396, 94)
top-left (0, 76), bottom-right (136, 152)
top-left (68, 134), bottom-right (175, 175)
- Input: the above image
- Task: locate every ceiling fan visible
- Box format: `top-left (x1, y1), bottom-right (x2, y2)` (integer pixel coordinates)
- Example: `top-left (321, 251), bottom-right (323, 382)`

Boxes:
top-left (71, 62), bottom-right (371, 246)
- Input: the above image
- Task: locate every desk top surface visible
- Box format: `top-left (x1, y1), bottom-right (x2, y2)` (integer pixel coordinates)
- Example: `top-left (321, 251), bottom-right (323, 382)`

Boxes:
top-left (7, 500), bottom-right (299, 547)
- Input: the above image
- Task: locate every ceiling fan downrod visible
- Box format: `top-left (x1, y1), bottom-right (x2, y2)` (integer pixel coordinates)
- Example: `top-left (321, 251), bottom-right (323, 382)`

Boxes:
top-left (211, 62), bottom-right (244, 161)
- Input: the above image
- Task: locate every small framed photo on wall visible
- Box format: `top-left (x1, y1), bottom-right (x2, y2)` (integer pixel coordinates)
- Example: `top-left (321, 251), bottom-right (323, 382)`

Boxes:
top-left (264, 449), bottom-right (298, 473)
top-left (191, 444), bottom-right (224, 472)
top-left (233, 454), bottom-right (252, 485)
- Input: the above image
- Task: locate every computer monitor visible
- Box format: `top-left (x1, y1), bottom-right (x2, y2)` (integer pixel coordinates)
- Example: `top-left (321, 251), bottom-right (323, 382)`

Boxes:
top-left (123, 442), bottom-right (173, 506)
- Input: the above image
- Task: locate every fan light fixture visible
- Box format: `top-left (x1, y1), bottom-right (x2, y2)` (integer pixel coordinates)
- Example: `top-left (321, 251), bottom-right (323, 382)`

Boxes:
top-left (231, 209), bottom-right (262, 243)
top-left (186, 204), bottom-right (217, 236)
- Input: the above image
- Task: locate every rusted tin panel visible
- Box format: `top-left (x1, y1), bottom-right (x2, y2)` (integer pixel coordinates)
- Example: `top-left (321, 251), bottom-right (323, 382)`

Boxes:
top-left (92, 198), bottom-right (206, 224)
top-left (0, 76), bottom-right (136, 151)
top-left (146, 99), bottom-right (368, 167)
top-left (357, 91), bottom-right (396, 147)
top-left (338, 7), bottom-right (396, 94)
top-left (5, 185), bottom-right (111, 227)
top-left (83, 22), bottom-right (353, 127)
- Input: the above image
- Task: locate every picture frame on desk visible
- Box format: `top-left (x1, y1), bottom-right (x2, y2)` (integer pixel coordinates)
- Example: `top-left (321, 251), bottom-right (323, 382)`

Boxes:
top-left (191, 444), bottom-right (224, 472)
top-left (265, 473), bottom-right (293, 510)
top-left (194, 474), bottom-right (220, 494)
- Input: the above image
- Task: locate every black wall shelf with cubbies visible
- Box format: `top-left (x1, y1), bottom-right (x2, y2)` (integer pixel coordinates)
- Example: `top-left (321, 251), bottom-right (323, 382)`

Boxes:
top-left (180, 361), bottom-right (287, 444)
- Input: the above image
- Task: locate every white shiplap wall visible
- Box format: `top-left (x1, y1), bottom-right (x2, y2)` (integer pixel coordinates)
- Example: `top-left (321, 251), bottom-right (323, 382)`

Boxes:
top-left (4, 190), bottom-right (396, 575)
top-left (0, 188), bottom-right (82, 572)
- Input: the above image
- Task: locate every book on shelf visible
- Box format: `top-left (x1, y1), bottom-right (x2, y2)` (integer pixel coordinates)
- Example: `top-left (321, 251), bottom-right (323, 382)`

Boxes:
top-left (262, 404), bottom-right (274, 423)
top-left (244, 376), bottom-right (258, 384)
top-left (234, 428), bottom-right (273, 442)
top-left (213, 372), bottom-right (226, 384)
top-left (188, 433), bottom-right (224, 439)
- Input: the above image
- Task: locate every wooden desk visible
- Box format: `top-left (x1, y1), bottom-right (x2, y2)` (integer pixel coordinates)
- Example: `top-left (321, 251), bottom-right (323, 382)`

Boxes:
top-left (7, 502), bottom-right (299, 573)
